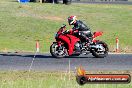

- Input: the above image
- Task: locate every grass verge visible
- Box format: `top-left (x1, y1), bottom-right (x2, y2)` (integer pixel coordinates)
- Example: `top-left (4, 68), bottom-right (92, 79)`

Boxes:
top-left (0, 0), bottom-right (132, 52)
top-left (0, 71), bottom-right (132, 88)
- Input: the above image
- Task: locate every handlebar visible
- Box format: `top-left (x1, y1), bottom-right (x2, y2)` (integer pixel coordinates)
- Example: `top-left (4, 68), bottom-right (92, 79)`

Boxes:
top-left (63, 30), bottom-right (70, 34)
top-left (61, 24), bottom-right (66, 28)
top-left (58, 24), bottom-right (78, 35)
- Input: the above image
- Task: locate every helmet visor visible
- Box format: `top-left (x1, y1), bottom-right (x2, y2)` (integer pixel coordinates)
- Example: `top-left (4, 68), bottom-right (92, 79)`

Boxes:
top-left (68, 19), bottom-right (74, 25)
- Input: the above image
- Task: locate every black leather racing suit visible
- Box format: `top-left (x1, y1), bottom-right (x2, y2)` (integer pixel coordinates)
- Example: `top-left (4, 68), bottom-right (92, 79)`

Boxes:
top-left (72, 20), bottom-right (92, 42)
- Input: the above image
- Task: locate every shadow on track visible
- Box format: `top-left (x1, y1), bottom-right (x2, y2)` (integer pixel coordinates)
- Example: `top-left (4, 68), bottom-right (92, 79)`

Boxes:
top-left (0, 53), bottom-right (22, 57)
top-left (0, 53), bottom-right (53, 58)
top-left (23, 55), bottom-right (53, 58)
top-left (66, 56), bottom-right (94, 58)
top-left (0, 53), bottom-right (96, 59)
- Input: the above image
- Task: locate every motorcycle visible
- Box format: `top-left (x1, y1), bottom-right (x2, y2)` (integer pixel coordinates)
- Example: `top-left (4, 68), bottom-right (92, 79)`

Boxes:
top-left (50, 24), bottom-right (109, 58)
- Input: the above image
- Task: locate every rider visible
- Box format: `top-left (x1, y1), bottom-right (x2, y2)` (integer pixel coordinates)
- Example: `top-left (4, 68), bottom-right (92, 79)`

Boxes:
top-left (67, 16), bottom-right (93, 43)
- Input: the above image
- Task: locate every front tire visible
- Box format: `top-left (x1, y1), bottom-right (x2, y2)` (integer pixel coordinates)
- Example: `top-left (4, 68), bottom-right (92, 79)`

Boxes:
top-left (50, 42), bottom-right (67, 58)
top-left (91, 41), bottom-right (109, 58)
top-left (71, 53), bottom-right (80, 56)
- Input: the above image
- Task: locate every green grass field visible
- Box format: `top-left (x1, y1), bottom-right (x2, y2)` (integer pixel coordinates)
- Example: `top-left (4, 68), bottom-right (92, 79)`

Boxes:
top-left (0, 71), bottom-right (131, 88)
top-left (0, 0), bottom-right (132, 52)
top-left (0, 71), bottom-right (132, 88)
top-left (0, 1), bottom-right (132, 88)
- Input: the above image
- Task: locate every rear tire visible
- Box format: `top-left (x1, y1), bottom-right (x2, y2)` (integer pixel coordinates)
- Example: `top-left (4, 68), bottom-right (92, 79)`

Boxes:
top-left (91, 41), bottom-right (109, 58)
top-left (50, 42), bottom-right (67, 58)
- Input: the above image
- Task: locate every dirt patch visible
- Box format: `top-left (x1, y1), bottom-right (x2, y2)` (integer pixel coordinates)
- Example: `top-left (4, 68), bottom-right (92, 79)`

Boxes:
top-left (17, 11), bottom-right (64, 21)
top-left (129, 8), bottom-right (132, 10)
top-left (17, 5), bottom-right (64, 21)
top-left (18, 5), bottom-right (32, 10)
top-left (39, 15), bottom-right (64, 21)
top-left (128, 7), bottom-right (132, 10)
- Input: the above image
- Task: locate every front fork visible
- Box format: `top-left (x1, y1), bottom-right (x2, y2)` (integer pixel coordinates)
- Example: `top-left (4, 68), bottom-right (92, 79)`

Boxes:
top-left (57, 41), bottom-right (62, 47)
top-left (57, 41), bottom-right (66, 51)
top-left (56, 41), bottom-right (68, 55)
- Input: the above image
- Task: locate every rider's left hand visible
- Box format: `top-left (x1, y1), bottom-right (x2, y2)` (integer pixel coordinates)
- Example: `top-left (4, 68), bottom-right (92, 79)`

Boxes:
top-left (66, 30), bottom-right (70, 33)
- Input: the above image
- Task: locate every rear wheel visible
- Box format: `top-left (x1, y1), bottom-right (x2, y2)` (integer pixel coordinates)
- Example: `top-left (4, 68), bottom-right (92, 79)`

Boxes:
top-left (50, 42), bottom-right (68, 58)
top-left (91, 41), bottom-right (109, 58)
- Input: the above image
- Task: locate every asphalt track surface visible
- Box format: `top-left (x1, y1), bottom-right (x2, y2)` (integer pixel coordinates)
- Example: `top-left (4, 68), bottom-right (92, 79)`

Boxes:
top-left (0, 53), bottom-right (132, 71)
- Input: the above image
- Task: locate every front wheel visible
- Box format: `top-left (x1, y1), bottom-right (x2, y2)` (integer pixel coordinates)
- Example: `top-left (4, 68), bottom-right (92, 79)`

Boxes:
top-left (71, 54), bottom-right (80, 56)
top-left (50, 42), bottom-right (68, 58)
top-left (91, 41), bottom-right (109, 58)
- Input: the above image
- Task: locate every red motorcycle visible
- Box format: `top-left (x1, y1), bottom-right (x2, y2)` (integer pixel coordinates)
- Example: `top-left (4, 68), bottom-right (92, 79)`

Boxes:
top-left (50, 24), bottom-right (108, 58)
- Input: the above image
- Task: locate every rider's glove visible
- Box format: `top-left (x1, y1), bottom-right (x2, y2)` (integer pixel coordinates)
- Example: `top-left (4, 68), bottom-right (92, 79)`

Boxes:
top-left (66, 30), bottom-right (69, 33)
top-left (64, 29), bottom-right (73, 34)
top-left (63, 30), bottom-right (70, 34)
top-left (61, 24), bottom-right (66, 28)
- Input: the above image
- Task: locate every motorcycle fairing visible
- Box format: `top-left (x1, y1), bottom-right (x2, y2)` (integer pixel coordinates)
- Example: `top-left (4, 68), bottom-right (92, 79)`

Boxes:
top-left (58, 34), bottom-right (80, 55)
top-left (92, 31), bottom-right (103, 38)
top-left (92, 31), bottom-right (103, 43)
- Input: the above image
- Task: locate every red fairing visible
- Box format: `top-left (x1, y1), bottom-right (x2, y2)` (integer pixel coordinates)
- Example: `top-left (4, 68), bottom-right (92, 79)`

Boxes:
top-left (92, 39), bottom-right (99, 43)
top-left (57, 28), bottom-right (65, 35)
top-left (92, 31), bottom-right (103, 38)
top-left (58, 34), bottom-right (80, 55)
top-left (92, 31), bottom-right (103, 43)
